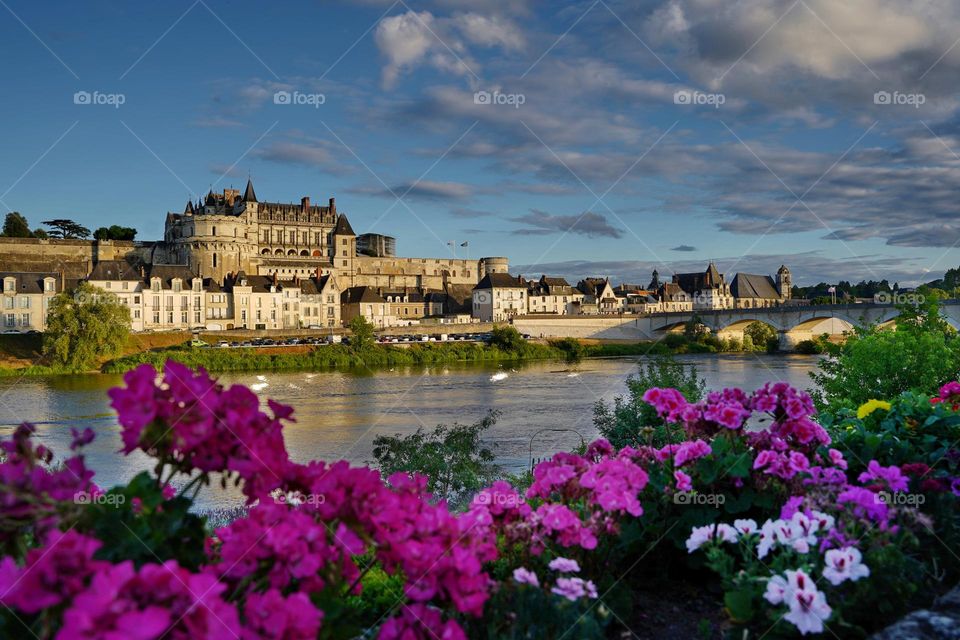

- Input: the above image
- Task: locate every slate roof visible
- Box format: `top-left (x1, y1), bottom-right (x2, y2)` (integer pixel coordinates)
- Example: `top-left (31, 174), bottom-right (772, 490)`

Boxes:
top-left (731, 273), bottom-right (780, 299)
top-left (474, 273), bottom-right (527, 290)
top-left (242, 178), bottom-right (258, 203)
top-left (145, 265), bottom-right (198, 286)
top-left (0, 272), bottom-right (61, 294)
top-left (333, 214), bottom-right (355, 236)
top-left (88, 260), bottom-right (141, 281)
top-left (341, 286), bottom-right (386, 304)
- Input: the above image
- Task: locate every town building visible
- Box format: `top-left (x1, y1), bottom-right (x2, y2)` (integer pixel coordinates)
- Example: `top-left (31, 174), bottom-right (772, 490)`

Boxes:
top-left (577, 278), bottom-right (621, 314)
top-left (527, 276), bottom-right (584, 315)
top-left (1, 272), bottom-right (61, 332)
top-left (472, 273), bottom-right (528, 322)
top-left (341, 286), bottom-right (396, 328)
top-left (730, 266), bottom-right (791, 308)
top-left (298, 272), bottom-right (341, 329)
top-left (672, 263), bottom-right (734, 310)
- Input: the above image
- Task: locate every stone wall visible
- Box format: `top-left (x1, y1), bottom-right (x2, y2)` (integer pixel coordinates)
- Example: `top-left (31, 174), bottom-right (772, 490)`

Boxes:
top-left (0, 238), bottom-right (148, 277)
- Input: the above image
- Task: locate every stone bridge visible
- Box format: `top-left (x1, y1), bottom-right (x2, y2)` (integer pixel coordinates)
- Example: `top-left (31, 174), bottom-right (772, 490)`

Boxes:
top-left (513, 300), bottom-right (960, 349)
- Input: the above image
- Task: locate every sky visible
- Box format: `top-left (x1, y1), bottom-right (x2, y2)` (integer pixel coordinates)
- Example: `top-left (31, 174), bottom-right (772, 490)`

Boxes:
top-left (1, 0), bottom-right (959, 287)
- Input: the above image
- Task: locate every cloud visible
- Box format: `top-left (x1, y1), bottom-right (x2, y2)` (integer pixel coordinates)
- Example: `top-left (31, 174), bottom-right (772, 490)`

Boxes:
top-left (255, 142), bottom-right (334, 166)
top-left (450, 207), bottom-right (494, 217)
top-left (192, 116), bottom-right (244, 128)
top-left (350, 180), bottom-right (474, 200)
top-left (374, 9), bottom-right (524, 88)
top-left (510, 209), bottom-right (623, 238)
top-left (671, 244), bottom-right (696, 252)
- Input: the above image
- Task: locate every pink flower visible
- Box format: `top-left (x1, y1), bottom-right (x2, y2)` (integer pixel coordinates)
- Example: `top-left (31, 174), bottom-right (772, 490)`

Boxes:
top-left (548, 557), bottom-right (581, 573)
top-left (642, 387), bottom-right (689, 421)
top-left (513, 567), bottom-right (540, 587)
top-left (551, 577), bottom-right (597, 601)
top-left (378, 604), bottom-right (466, 640)
top-left (858, 460), bottom-right (909, 493)
top-left (241, 589), bottom-right (322, 640)
top-left (673, 470), bottom-right (692, 492)
top-left (828, 448), bottom-right (847, 470)
top-left (673, 440), bottom-right (712, 467)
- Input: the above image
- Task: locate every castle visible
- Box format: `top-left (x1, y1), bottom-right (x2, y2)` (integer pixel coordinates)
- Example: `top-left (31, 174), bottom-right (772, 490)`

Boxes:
top-left (163, 179), bottom-right (509, 289)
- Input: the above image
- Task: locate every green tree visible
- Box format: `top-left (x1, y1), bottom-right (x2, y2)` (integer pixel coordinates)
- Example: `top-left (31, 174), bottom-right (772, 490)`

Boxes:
top-left (372, 411), bottom-right (502, 507)
top-left (593, 355), bottom-right (706, 449)
top-left (744, 321), bottom-right (777, 351)
top-left (1, 212), bottom-right (32, 237)
top-left (811, 299), bottom-right (960, 411)
top-left (489, 324), bottom-right (525, 351)
top-left (43, 283), bottom-right (130, 371)
top-left (93, 225), bottom-right (137, 241)
top-left (348, 315), bottom-right (376, 351)
top-left (32, 228), bottom-right (48, 239)
top-left (42, 219), bottom-right (90, 239)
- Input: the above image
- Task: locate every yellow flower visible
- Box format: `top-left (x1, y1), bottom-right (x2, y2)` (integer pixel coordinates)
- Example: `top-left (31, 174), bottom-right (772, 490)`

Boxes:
top-left (857, 399), bottom-right (892, 419)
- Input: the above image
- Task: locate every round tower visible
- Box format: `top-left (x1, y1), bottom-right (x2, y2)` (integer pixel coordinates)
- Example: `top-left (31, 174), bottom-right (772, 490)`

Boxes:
top-left (479, 256), bottom-right (509, 278)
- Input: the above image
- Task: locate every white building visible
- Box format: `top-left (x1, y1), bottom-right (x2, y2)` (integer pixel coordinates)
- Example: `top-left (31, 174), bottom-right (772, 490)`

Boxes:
top-left (472, 273), bottom-right (528, 322)
top-left (1, 272), bottom-right (60, 333)
top-left (526, 276), bottom-right (584, 315)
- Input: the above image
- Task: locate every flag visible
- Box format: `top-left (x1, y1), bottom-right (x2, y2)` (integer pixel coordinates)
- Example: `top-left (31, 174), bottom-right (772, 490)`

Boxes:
top-left (460, 241), bottom-right (468, 247)
top-left (827, 286), bottom-right (836, 293)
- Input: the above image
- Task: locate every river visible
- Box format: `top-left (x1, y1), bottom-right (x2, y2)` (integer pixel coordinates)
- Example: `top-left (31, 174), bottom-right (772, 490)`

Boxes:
top-left (0, 353), bottom-right (819, 509)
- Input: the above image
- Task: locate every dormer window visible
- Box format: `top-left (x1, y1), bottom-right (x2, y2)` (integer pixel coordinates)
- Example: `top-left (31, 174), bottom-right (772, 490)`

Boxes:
top-left (151, 279), bottom-right (161, 292)
top-left (4, 278), bottom-right (16, 293)
top-left (43, 279), bottom-right (54, 292)
top-left (172, 280), bottom-right (182, 292)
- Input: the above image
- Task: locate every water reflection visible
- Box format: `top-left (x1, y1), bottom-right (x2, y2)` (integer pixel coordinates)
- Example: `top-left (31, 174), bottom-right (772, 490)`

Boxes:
top-left (0, 354), bottom-right (819, 509)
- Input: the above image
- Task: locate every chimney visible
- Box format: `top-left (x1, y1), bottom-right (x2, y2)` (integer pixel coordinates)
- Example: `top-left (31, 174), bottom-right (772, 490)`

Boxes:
top-left (273, 272), bottom-right (278, 286)
top-left (60, 270), bottom-right (65, 292)
top-left (316, 265), bottom-right (321, 280)
top-left (329, 197), bottom-right (336, 214)
top-left (140, 265), bottom-right (145, 278)
top-left (301, 196), bottom-right (310, 211)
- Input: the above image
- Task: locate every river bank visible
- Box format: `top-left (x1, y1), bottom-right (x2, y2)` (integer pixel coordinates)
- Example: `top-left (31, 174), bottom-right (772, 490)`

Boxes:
top-left (0, 329), bottom-right (814, 377)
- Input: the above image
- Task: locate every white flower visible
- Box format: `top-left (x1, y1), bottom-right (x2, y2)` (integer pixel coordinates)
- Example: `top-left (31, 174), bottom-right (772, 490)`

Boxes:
top-left (790, 512), bottom-right (819, 548)
top-left (758, 519), bottom-right (779, 559)
top-left (548, 557), bottom-right (581, 573)
top-left (513, 567), bottom-right (540, 587)
top-left (734, 518), bottom-right (758, 535)
top-left (764, 574), bottom-right (789, 605)
top-left (716, 523), bottom-right (739, 543)
top-left (809, 510), bottom-right (835, 533)
top-left (686, 524), bottom-right (715, 553)
top-left (822, 547), bottom-right (870, 586)
top-left (784, 585), bottom-right (832, 635)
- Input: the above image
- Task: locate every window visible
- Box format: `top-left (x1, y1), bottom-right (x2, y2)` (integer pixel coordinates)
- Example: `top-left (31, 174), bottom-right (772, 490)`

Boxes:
top-left (153, 311), bottom-right (160, 323)
top-left (3, 279), bottom-right (14, 292)
top-left (134, 295), bottom-right (140, 304)
top-left (21, 314), bottom-right (30, 327)
top-left (105, 282), bottom-right (111, 289)
top-left (327, 307), bottom-right (334, 317)
top-left (212, 253), bottom-right (218, 268)
top-left (44, 280), bottom-right (54, 292)
top-left (122, 281), bottom-right (129, 291)
top-left (134, 310), bottom-right (140, 319)
top-left (167, 312), bottom-right (174, 323)
top-left (212, 226), bottom-right (216, 235)
top-left (181, 311), bottom-right (188, 323)
top-left (4, 314), bottom-right (13, 327)
top-left (3, 298), bottom-right (12, 310)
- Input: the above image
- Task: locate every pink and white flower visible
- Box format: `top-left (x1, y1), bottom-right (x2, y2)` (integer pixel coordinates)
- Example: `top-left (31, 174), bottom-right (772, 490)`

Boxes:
top-left (822, 547), bottom-right (870, 586)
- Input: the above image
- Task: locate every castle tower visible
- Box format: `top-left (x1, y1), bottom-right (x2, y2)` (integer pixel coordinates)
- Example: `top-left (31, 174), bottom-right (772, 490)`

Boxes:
top-left (479, 257), bottom-right (509, 279)
top-left (776, 264), bottom-right (791, 299)
top-left (332, 210), bottom-right (356, 285)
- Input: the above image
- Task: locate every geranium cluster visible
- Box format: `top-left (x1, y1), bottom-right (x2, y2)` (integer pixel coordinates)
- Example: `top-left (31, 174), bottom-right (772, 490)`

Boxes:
top-left (0, 423), bottom-right (95, 547)
top-left (689, 507), bottom-right (870, 636)
top-left (108, 361), bottom-right (291, 500)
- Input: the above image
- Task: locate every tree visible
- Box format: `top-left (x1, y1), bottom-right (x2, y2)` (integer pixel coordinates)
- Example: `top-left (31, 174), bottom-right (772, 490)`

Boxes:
top-left (744, 321), bottom-right (778, 352)
top-left (489, 324), bottom-right (525, 351)
top-left (348, 315), bottom-right (375, 351)
top-left (93, 225), bottom-right (137, 241)
top-left (593, 355), bottom-right (706, 449)
top-left (811, 299), bottom-right (960, 412)
top-left (42, 219), bottom-right (90, 239)
top-left (372, 411), bottom-right (502, 507)
top-left (43, 282), bottom-right (130, 371)
top-left (1, 212), bottom-right (32, 237)
top-left (32, 228), bottom-right (48, 239)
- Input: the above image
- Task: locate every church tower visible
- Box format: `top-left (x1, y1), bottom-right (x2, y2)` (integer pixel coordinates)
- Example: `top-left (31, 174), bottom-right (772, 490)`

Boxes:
top-left (331, 206), bottom-right (356, 285)
top-left (776, 265), bottom-right (792, 300)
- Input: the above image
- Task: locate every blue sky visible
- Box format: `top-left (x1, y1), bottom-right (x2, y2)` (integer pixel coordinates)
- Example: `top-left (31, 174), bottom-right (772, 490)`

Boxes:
top-left (1, 0), bottom-right (959, 286)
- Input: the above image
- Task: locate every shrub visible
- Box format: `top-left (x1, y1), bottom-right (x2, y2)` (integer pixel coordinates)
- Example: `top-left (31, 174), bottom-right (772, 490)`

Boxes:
top-left (490, 324), bottom-right (526, 351)
top-left (43, 282), bottom-right (130, 371)
top-left (593, 355), bottom-right (706, 449)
